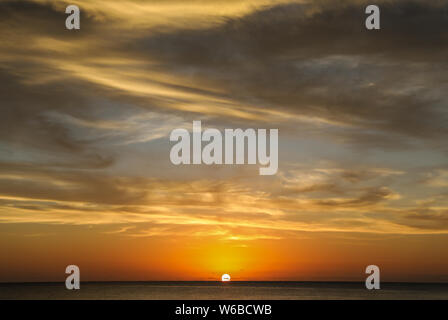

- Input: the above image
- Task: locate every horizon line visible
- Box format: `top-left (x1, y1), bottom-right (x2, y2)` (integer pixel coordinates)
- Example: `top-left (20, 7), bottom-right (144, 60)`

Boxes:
top-left (2, 280), bottom-right (448, 285)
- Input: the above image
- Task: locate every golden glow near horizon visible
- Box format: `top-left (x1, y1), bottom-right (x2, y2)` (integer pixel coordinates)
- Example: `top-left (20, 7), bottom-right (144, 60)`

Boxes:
top-left (0, 0), bottom-right (448, 282)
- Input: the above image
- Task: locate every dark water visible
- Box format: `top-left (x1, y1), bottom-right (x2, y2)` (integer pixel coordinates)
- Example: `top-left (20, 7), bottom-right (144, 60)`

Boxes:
top-left (1, 282), bottom-right (447, 300)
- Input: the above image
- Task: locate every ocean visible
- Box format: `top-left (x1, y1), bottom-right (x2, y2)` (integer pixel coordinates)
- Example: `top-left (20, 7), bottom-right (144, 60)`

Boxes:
top-left (1, 282), bottom-right (447, 300)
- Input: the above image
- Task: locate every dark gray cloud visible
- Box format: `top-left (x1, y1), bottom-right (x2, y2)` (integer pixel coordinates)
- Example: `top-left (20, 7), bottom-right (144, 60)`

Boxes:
top-left (404, 209), bottom-right (448, 230)
top-left (133, 0), bottom-right (448, 147)
top-left (142, 0), bottom-right (448, 63)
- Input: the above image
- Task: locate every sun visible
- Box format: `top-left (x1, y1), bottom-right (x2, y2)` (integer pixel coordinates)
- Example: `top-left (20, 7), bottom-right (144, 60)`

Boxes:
top-left (221, 274), bottom-right (231, 282)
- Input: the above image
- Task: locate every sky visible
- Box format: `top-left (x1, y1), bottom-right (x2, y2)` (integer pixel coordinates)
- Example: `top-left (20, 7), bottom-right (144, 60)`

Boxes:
top-left (0, 0), bottom-right (448, 282)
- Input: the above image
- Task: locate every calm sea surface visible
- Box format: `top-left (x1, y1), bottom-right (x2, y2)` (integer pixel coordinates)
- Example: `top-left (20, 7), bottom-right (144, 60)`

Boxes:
top-left (1, 282), bottom-right (447, 300)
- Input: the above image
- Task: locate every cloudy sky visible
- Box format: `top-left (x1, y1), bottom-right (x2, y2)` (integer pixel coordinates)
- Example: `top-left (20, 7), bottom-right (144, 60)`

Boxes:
top-left (0, 0), bottom-right (448, 282)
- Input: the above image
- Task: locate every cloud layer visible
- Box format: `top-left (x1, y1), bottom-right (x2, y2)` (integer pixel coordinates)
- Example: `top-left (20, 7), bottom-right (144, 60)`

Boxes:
top-left (1, 0), bottom-right (448, 242)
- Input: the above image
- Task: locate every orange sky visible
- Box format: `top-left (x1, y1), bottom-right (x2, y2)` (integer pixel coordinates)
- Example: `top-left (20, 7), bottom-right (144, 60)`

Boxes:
top-left (1, 223), bottom-right (448, 282)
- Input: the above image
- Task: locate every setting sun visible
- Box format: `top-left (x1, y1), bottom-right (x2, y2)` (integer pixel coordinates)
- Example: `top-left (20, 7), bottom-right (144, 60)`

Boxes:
top-left (221, 274), bottom-right (231, 282)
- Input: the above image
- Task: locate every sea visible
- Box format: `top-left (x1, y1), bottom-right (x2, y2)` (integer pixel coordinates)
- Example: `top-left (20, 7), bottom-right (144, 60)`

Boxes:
top-left (1, 281), bottom-right (448, 300)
